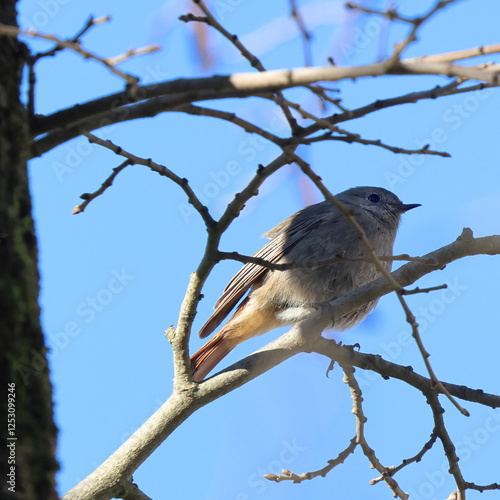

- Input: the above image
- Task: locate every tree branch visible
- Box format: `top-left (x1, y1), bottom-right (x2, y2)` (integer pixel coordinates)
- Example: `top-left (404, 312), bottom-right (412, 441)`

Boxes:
top-left (26, 15), bottom-right (110, 115)
top-left (181, 0), bottom-right (301, 132)
top-left (31, 44), bottom-right (500, 142)
top-left (81, 132), bottom-right (216, 228)
top-left (61, 229), bottom-right (500, 500)
top-left (370, 432), bottom-right (438, 485)
top-left (217, 250), bottom-right (436, 271)
top-left (341, 363), bottom-right (408, 498)
top-left (264, 436), bottom-right (357, 483)
top-left (0, 23), bottom-right (159, 89)
top-left (72, 159), bottom-right (131, 214)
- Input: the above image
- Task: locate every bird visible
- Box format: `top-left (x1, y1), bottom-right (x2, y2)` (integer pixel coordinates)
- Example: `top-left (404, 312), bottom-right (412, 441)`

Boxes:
top-left (190, 186), bottom-right (420, 382)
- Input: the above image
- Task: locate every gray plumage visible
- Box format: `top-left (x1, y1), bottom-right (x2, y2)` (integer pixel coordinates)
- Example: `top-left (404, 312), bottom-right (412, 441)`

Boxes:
top-left (192, 186), bottom-right (419, 381)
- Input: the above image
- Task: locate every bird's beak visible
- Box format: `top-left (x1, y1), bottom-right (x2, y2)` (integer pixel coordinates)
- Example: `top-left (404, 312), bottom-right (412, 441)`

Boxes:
top-left (399, 203), bottom-right (421, 213)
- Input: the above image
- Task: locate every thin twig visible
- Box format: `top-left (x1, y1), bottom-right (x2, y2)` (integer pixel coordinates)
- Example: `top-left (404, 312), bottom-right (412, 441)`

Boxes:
top-left (341, 363), bottom-right (408, 499)
top-left (181, 0), bottom-right (300, 133)
top-left (301, 133), bottom-right (451, 157)
top-left (402, 284), bottom-right (447, 295)
top-left (26, 15), bottom-right (110, 116)
top-left (106, 45), bottom-right (161, 65)
top-left (463, 482), bottom-right (500, 493)
top-left (217, 251), bottom-right (437, 272)
top-left (29, 15), bottom-right (110, 63)
top-left (0, 23), bottom-right (159, 89)
top-left (286, 79), bottom-right (491, 138)
top-left (405, 44), bottom-right (500, 64)
top-left (289, 0), bottom-right (313, 66)
top-left (345, 2), bottom-right (413, 23)
top-left (405, 295), bottom-right (470, 416)
top-left (384, 0), bottom-right (461, 67)
top-left (264, 436), bottom-right (358, 483)
top-left (371, 432), bottom-right (438, 484)
top-left (427, 393), bottom-right (467, 499)
top-left (270, 94), bottom-right (451, 157)
top-left (72, 159), bottom-right (131, 214)
top-left (81, 132), bottom-right (215, 228)
top-left (175, 104), bottom-right (284, 145)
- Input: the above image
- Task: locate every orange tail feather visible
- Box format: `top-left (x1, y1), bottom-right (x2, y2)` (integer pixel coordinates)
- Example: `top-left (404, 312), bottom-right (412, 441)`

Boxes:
top-left (191, 301), bottom-right (282, 382)
top-left (190, 331), bottom-right (233, 382)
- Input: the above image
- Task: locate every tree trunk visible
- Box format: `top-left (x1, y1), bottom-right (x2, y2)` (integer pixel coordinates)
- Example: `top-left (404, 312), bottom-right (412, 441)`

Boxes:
top-left (0, 1), bottom-right (59, 498)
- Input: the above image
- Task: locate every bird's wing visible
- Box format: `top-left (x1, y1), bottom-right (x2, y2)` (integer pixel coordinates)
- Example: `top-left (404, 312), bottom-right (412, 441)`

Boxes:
top-left (198, 205), bottom-right (329, 338)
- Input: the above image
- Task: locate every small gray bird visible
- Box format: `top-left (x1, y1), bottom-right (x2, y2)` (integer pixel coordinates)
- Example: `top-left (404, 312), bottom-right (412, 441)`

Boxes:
top-left (191, 186), bottom-right (420, 381)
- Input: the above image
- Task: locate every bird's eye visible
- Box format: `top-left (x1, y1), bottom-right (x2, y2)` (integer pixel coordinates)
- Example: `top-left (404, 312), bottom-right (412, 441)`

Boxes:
top-left (367, 193), bottom-right (380, 203)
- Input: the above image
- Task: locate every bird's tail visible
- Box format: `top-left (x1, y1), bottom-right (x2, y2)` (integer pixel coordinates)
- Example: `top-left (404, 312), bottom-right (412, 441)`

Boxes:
top-left (190, 328), bottom-right (235, 382)
top-left (190, 302), bottom-right (281, 382)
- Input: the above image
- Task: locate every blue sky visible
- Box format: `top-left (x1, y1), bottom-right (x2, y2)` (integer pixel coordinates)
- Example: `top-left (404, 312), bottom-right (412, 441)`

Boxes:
top-left (19, 0), bottom-right (500, 498)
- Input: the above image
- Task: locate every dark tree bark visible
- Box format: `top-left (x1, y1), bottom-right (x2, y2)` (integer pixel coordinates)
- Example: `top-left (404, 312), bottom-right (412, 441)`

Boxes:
top-left (0, 1), bottom-right (59, 498)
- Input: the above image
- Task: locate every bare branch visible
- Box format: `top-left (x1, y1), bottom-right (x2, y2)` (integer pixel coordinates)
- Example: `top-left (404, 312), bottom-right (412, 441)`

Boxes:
top-left (319, 79), bottom-right (481, 129)
top-left (264, 436), bottom-right (357, 483)
top-left (402, 284), bottom-right (448, 295)
top-left (464, 482), bottom-right (500, 493)
top-left (175, 104), bottom-right (284, 145)
top-left (30, 43), bottom-right (500, 145)
top-left (26, 15), bottom-right (110, 116)
top-left (0, 23), bottom-right (159, 89)
top-left (301, 132), bottom-right (451, 157)
top-left (371, 432), bottom-right (438, 485)
top-left (405, 44), bottom-right (500, 64)
top-left (181, 4), bottom-right (262, 71)
top-left (29, 15), bottom-right (110, 63)
top-left (181, 0), bottom-right (300, 132)
top-left (341, 363), bottom-right (408, 499)
top-left (217, 153), bottom-right (295, 232)
top-left (175, 153), bottom-right (297, 388)
top-left (401, 290), bottom-right (470, 416)
top-left (345, 2), bottom-right (413, 23)
top-left (427, 393), bottom-right (467, 499)
top-left (61, 229), bottom-right (500, 500)
top-left (32, 77), bottom-right (491, 159)
top-left (106, 45), bottom-right (161, 66)
top-left (273, 93), bottom-right (449, 159)
top-left (81, 132), bottom-right (216, 228)
top-left (217, 251), bottom-right (437, 272)
top-left (384, 0), bottom-right (461, 65)
top-left (72, 159), bottom-right (131, 215)
top-left (31, 89), bottom-right (275, 157)
top-left (289, 0), bottom-right (313, 66)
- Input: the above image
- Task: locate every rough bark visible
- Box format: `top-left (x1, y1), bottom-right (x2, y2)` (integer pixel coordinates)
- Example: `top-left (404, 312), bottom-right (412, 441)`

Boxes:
top-left (0, 1), bottom-right (58, 498)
